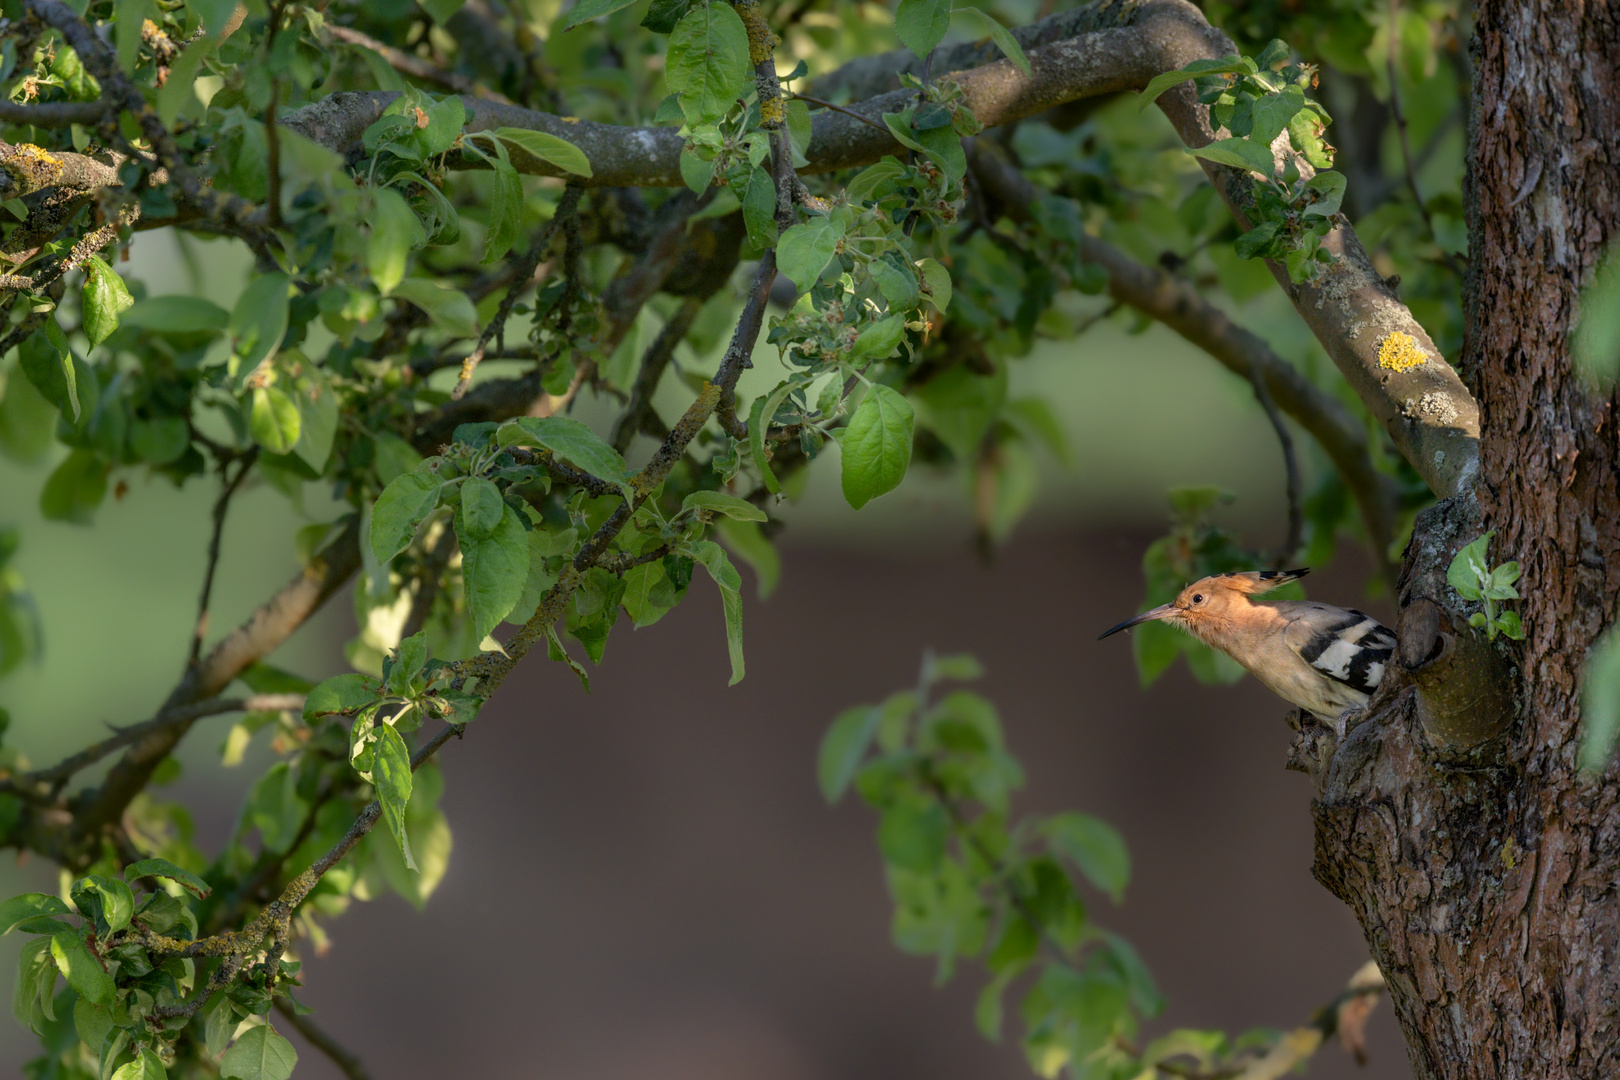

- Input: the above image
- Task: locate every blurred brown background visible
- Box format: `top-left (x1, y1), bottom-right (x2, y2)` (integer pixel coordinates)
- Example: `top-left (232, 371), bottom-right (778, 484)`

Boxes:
top-left (0, 528), bottom-right (1414, 1080)
top-left (129, 536), bottom-right (1413, 1078)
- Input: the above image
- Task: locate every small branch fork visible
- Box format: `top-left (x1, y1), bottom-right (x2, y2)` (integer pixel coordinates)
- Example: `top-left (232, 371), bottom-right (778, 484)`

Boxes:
top-left (190, 449), bottom-right (259, 667)
top-left (1247, 366), bottom-right (1304, 566)
top-left (450, 184), bottom-right (585, 400)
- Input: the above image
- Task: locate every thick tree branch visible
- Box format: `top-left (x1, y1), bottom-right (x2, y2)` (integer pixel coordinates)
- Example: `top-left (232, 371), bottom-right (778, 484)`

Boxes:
top-left (966, 143), bottom-right (1401, 584)
top-left (326, 22), bottom-right (513, 104)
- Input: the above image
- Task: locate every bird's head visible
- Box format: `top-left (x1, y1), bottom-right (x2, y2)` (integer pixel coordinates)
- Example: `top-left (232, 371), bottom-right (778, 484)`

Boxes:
top-left (1097, 568), bottom-right (1309, 640)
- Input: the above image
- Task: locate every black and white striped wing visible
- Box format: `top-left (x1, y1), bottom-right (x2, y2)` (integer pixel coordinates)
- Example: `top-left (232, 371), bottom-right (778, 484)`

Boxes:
top-left (1285, 608), bottom-right (1397, 695)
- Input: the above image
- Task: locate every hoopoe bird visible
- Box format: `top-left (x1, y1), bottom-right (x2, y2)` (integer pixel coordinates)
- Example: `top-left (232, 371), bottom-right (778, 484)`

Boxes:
top-left (1098, 568), bottom-right (1396, 737)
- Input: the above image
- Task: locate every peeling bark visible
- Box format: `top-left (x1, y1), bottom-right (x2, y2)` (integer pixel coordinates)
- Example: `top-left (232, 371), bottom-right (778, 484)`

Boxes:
top-left (1310, 5), bottom-right (1620, 1077)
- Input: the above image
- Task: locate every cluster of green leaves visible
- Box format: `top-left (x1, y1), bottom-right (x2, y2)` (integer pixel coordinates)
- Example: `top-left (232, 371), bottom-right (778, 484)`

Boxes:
top-left (366, 415), bottom-right (760, 684)
top-left (822, 654), bottom-right (1333, 1079)
top-left (1142, 40), bottom-right (1345, 284)
top-left (1446, 531), bottom-right (1524, 642)
top-left (4, 859), bottom-right (301, 1080)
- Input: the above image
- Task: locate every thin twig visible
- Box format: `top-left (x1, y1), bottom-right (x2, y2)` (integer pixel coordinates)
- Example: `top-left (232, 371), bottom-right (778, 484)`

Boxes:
top-left (399, 524), bottom-right (459, 641)
top-left (191, 450), bottom-right (258, 666)
top-left (611, 296), bottom-right (703, 453)
top-left (326, 23), bottom-right (511, 104)
top-left (16, 694), bottom-right (305, 789)
top-left (272, 999), bottom-right (374, 1080)
top-left (1386, 0), bottom-right (1463, 277)
top-left (452, 186), bottom-right (583, 400)
top-left (788, 92), bottom-right (889, 133)
top-left (1248, 366), bottom-right (1303, 565)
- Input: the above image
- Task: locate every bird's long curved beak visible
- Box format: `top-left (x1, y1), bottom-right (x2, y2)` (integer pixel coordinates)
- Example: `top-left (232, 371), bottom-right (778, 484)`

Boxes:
top-left (1097, 603), bottom-right (1177, 640)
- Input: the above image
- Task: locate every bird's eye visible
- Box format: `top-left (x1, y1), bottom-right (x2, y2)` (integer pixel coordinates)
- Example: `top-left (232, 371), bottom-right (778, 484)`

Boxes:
top-left (1192, 594), bottom-right (1205, 604)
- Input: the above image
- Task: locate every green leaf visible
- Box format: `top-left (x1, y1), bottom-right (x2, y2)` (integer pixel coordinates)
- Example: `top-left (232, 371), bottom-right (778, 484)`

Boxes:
top-left (74, 996), bottom-right (114, 1056)
top-left (111, 1048), bottom-right (167, 1080)
top-left (390, 279), bottom-right (479, 338)
top-left (563, 0), bottom-right (643, 29)
top-left (951, 7), bottom-right (1030, 76)
top-left (13, 938), bottom-right (55, 1033)
top-left (927, 653), bottom-right (983, 681)
top-left (131, 416), bottom-right (191, 465)
top-left (124, 858), bottom-right (212, 899)
top-left (741, 164), bottom-right (778, 247)
top-left (894, 0), bottom-right (950, 59)
top-left (819, 706), bottom-right (878, 802)
top-left (490, 128), bottom-right (593, 178)
top-left (462, 504), bottom-right (531, 642)
top-left (457, 476), bottom-right (506, 541)
top-left (868, 258), bottom-right (919, 312)
top-left (373, 723), bottom-right (417, 872)
top-left (1447, 531), bottom-right (1494, 601)
top-left (290, 366), bottom-right (339, 472)
top-left (220, 1025), bottom-right (298, 1080)
top-left (83, 875), bottom-right (135, 934)
top-left (715, 517), bottom-right (779, 598)
top-left (1138, 56), bottom-right (1252, 109)
top-left (386, 631), bottom-right (429, 696)
top-left (642, 0), bottom-right (691, 33)
top-left (1303, 170), bottom-right (1347, 218)
top-left (776, 217), bottom-right (846, 293)
top-left (1188, 137), bottom-right (1277, 176)
top-left (546, 624), bottom-right (592, 691)
top-left (498, 416), bottom-right (632, 482)
top-left (39, 448), bottom-right (109, 524)
top-left (748, 381), bottom-right (795, 495)
top-left (840, 384), bottom-right (914, 509)
top-left (1043, 812), bottom-right (1130, 903)
top-left (846, 158), bottom-right (906, 203)
top-left (420, 95), bottom-right (469, 156)
top-left (369, 467), bottom-right (444, 564)
top-left (878, 799), bottom-right (947, 871)
top-left (683, 490), bottom-right (767, 521)
top-left (691, 540), bottom-right (745, 685)
top-left (229, 273), bottom-right (291, 376)
top-left (0, 893), bottom-right (72, 936)
top-left (1248, 84), bottom-right (1306, 149)
top-left (1582, 627), bottom-right (1620, 774)
top-left (81, 256), bottom-right (134, 349)
top-left (250, 386), bottom-right (301, 455)
top-left (665, 3), bottom-right (751, 125)
top-left (303, 673), bottom-right (378, 721)
top-left (19, 321), bottom-right (77, 421)
top-left (1575, 244), bottom-right (1620, 390)
top-left (51, 930), bottom-right (113, 1006)
top-left (622, 560), bottom-right (672, 628)
top-left (367, 186), bottom-right (418, 295)
top-left (121, 295), bottom-right (230, 335)
top-left (851, 315), bottom-right (908, 362)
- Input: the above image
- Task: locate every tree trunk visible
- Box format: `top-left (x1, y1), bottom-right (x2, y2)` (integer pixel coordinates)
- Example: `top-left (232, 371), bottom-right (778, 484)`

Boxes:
top-left (1308, 4), bottom-right (1620, 1078)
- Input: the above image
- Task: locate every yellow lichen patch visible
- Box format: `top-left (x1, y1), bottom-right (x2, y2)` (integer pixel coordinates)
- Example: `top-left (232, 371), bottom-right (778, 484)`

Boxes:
top-left (1377, 330), bottom-right (1428, 372)
top-left (759, 94), bottom-right (785, 127)
top-left (734, 0), bottom-right (779, 66)
top-left (0, 142), bottom-right (65, 196)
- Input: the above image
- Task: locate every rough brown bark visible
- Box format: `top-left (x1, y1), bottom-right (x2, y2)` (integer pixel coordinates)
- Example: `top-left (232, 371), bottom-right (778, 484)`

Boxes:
top-left (1309, 4), bottom-right (1620, 1078)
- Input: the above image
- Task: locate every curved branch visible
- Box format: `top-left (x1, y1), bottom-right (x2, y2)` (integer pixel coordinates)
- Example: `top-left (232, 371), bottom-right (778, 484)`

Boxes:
top-left (965, 142), bottom-right (1401, 584)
